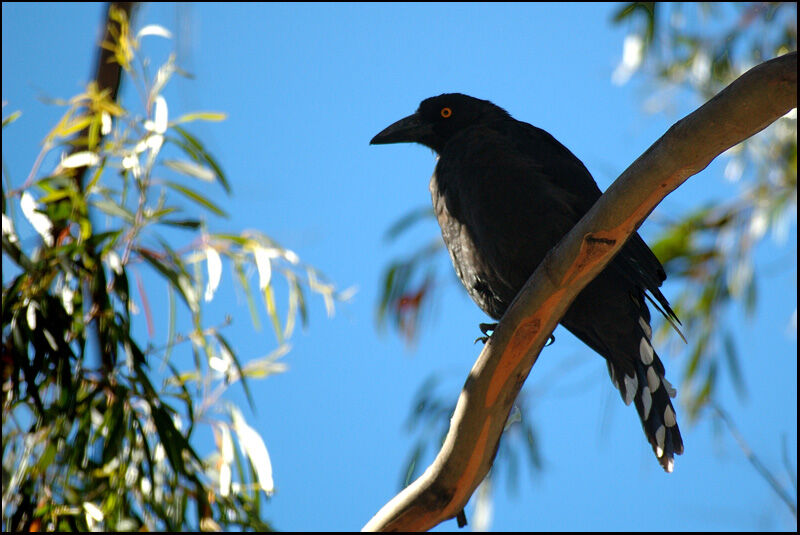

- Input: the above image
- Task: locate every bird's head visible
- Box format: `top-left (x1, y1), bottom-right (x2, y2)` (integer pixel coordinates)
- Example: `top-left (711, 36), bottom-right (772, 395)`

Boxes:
top-left (370, 93), bottom-right (509, 153)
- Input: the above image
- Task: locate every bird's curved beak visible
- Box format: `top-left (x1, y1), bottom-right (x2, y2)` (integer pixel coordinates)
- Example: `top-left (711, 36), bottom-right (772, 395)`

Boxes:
top-left (370, 113), bottom-right (431, 145)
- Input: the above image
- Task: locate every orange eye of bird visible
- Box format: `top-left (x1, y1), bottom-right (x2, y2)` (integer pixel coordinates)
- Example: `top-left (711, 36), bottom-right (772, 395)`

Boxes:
top-left (440, 107), bottom-right (452, 118)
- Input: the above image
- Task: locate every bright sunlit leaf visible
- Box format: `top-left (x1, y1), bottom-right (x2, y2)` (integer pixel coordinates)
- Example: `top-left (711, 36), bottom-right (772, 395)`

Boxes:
top-left (219, 464), bottom-right (232, 498)
top-left (612, 33), bottom-right (643, 85)
top-left (26, 302), bottom-right (37, 330)
top-left (83, 501), bottom-right (104, 530)
top-left (2, 213), bottom-right (18, 243)
top-left (60, 150), bottom-right (100, 169)
top-left (136, 24), bottom-right (173, 40)
top-left (254, 247), bottom-right (274, 290)
top-left (20, 192), bottom-right (53, 246)
top-left (219, 423), bottom-right (234, 464)
top-left (42, 329), bottom-right (58, 351)
top-left (204, 246), bottom-right (222, 302)
top-left (231, 407), bottom-right (274, 495)
top-left (214, 422), bottom-right (235, 498)
top-left (283, 248), bottom-right (300, 265)
top-left (147, 132), bottom-right (164, 152)
top-left (101, 111), bottom-right (112, 135)
top-left (106, 250), bottom-right (123, 275)
top-left (145, 95), bottom-right (169, 134)
top-left (177, 273), bottom-right (199, 314)
top-left (61, 284), bottom-right (75, 315)
top-left (209, 355), bottom-right (230, 373)
top-left (165, 159), bottom-right (216, 182)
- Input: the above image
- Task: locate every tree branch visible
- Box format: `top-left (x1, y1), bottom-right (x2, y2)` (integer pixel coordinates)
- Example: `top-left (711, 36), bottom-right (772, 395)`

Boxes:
top-left (72, 2), bottom-right (135, 370)
top-left (73, 2), bottom-right (135, 189)
top-left (363, 51), bottom-right (797, 532)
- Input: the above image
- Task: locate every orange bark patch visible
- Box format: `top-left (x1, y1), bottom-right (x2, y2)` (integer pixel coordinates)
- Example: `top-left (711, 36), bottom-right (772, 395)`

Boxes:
top-left (561, 230), bottom-right (618, 285)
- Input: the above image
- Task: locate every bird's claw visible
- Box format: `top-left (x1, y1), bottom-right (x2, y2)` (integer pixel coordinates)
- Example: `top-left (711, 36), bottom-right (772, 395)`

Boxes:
top-left (475, 326), bottom-right (554, 346)
top-left (474, 322), bottom-right (498, 344)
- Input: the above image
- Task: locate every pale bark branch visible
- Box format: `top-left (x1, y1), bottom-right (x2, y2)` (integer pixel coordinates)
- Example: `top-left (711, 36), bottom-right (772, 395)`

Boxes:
top-left (363, 51), bottom-right (797, 532)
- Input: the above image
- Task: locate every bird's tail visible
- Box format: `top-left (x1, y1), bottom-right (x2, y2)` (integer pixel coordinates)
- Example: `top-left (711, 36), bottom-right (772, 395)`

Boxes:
top-left (607, 316), bottom-right (684, 472)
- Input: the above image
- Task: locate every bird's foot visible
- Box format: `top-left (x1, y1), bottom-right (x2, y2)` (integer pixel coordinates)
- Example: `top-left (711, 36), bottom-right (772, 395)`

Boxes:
top-left (474, 323), bottom-right (555, 346)
top-left (474, 322), bottom-right (498, 344)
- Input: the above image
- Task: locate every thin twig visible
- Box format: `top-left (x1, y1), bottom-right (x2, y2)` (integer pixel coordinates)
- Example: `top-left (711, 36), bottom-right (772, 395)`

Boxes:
top-left (711, 401), bottom-right (797, 520)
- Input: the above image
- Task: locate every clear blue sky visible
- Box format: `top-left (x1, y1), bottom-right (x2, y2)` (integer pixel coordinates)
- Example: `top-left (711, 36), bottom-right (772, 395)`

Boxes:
top-left (2, 2), bottom-right (796, 531)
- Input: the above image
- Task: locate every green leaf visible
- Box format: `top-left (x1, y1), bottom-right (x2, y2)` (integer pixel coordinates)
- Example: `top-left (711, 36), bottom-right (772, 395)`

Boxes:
top-left (163, 159), bottom-right (216, 182)
top-left (215, 333), bottom-right (256, 410)
top-left (241, 344), bottom-right (290, 379)
top-left (211, 232), bottom-right (251, 245)
top-left (402, 442), bottom-right (425, 488)
top-left (102, 399), bottom-right (126, 464)
top-left (150, 403), bottom-right (187, 475)
top-left (147, 206), bottom-right (178, 220)
top-left (384, 205), bottom-right (434, 242)
top-left (293, 275), bottom-right (308, 329)
top-left (85, 161), bottom-right (106, 193)
top-left (137, 247), bottom-right (193, 312)
top-left (263, 285), bottom-right (283, 343)
top-left (163, 180), bottom-right (227, 217)
top-left (55, 114), bottom-right (93, 138)
top-left (171, 111), bottom-right (227, 124)
top-left (722, 331), bottom-right (747, 399)
top-left (2, 110), bottom-right (22, 128)
top-left (92, 199), bottom-right (135, 222)
top-left (234, 259), bottom-right (261, 330)
top-left (111, 265), bottom-right (130, 309)
top-left (39, 443), bottom-right (58, 470)
top-left (166, 361), bottom-right (196, 435)
top-left (164, 283), bottom-right (177, 364)
top-left (611, 3), bottom-right (657, 47)
top-left (171, 125), bottom-right (230, 193)
top-left (166, 370), bottom-right (201, 387)
top-left (161, 218), bottom-right (202, 229)
top-left (38, 189), bottom-right (74, 204)
top-left (525, 425), bottom-right (543, 470)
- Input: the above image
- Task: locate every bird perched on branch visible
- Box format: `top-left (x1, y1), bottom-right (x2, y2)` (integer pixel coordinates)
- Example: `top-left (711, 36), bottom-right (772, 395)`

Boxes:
top-left (371, 93), bottom-right (683, 472)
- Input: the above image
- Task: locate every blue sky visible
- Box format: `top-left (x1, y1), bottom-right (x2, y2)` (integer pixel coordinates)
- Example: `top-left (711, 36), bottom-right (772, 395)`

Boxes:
top-left (2, 2), bottom-right (796, 532)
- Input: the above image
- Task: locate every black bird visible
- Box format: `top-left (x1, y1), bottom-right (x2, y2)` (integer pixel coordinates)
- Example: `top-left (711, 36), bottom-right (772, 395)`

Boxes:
top-left (371, 93), bottom-right (683, 472)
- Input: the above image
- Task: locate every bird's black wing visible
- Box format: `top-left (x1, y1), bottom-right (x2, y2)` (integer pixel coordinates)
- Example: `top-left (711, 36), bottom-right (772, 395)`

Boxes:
top-left (510, 121), bottom-right (678, 322)
top-left (435, 117), bottom-right (676, 323)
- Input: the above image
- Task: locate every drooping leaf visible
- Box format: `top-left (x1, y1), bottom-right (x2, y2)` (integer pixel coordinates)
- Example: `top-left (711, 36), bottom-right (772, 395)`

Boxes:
top-left (163, 180), bottom-right (227, 217)
top-left (171, 125), bottom-right (230, 193)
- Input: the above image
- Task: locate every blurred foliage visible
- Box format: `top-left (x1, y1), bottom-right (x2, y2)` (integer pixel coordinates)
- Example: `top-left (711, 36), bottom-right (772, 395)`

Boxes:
top-left (376, 206), bottom-right (444, 344)
top-left (612, 1), bottom-right (797, 420)
top-left (376, 1), bottom-right (796, 522)
top-left (400, 376), bottom-right (542, 493)
top-left (2, 7), bottom-right (347, 532)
